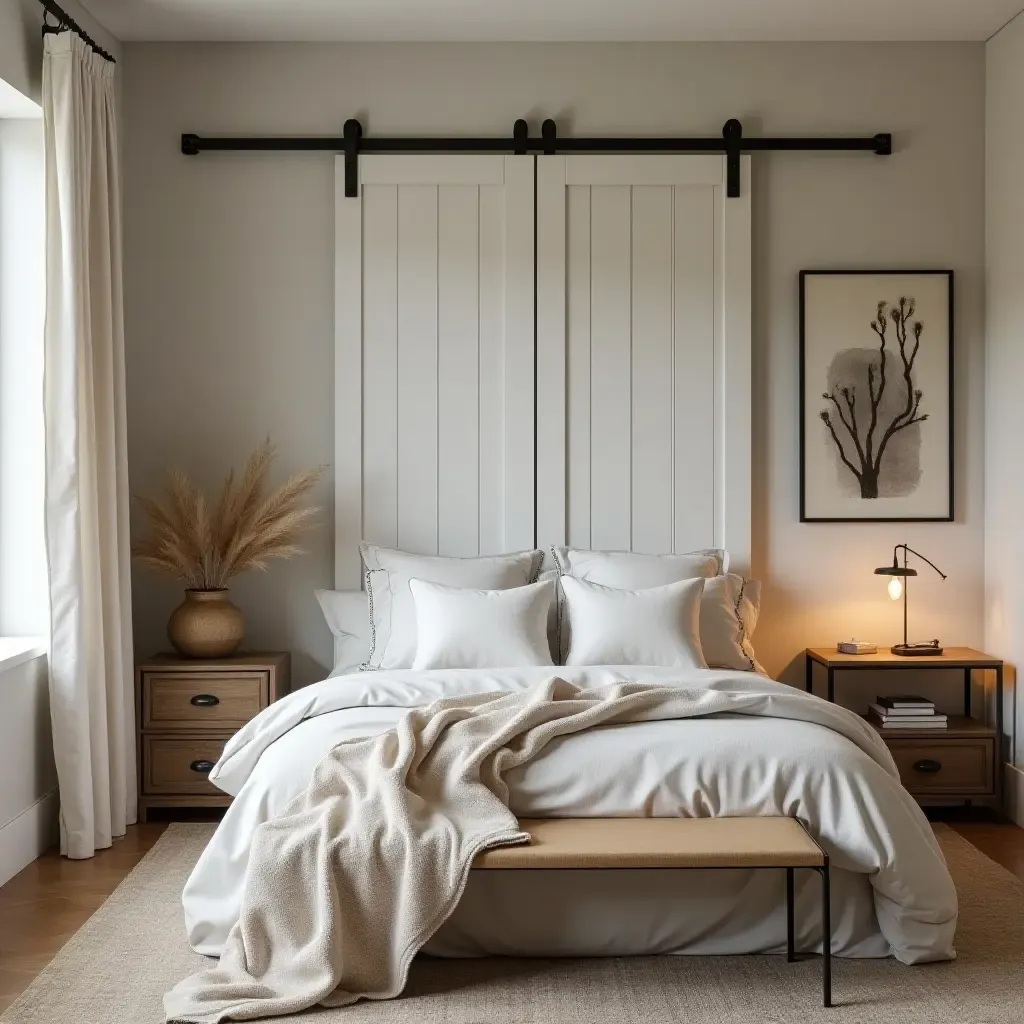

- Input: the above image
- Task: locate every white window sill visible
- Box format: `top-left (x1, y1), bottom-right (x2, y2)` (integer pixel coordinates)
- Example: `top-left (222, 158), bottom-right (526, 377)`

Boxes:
top-left (0, 637), bottom-right (46, 674)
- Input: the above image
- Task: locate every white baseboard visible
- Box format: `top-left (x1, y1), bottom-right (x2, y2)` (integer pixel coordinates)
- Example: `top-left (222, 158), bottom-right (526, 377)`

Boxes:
top-left (0, 787), bottom-right (58, 886)
top-left (1006, 763), bottom-right (1024, 827)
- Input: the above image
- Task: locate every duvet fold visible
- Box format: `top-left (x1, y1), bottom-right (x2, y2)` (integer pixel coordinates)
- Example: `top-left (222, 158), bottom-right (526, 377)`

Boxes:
top-left (165, 675), bottom-right (955, 1023)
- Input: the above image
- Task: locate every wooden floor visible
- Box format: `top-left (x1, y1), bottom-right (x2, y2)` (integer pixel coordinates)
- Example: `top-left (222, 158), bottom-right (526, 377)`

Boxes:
top-left (0, 822), bottom-right (167, 1013)
top-left (0, 815), bottom-right (1021, 1014)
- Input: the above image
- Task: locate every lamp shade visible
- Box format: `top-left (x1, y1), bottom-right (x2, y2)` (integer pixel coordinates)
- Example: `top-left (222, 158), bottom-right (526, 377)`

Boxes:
top-left (874, 564), bottom-right (917, 577)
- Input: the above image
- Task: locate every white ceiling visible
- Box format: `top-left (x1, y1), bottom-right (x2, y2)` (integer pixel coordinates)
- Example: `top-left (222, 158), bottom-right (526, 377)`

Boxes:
top-left (79, 0), bottom-right (1024, 43)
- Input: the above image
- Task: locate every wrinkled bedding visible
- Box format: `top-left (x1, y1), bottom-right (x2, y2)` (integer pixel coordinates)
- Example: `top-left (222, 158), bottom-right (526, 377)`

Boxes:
top-left (183, 666), bottom-right (956, 965)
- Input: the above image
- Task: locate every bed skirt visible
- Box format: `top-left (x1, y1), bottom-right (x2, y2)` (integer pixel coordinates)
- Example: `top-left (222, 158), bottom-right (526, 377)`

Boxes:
top-left (425, 867), bottom-right (887, 958)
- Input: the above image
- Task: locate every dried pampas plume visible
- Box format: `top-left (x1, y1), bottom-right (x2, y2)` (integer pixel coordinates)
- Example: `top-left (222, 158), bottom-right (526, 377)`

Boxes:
top-left (133, 439), bottom-right (325, 590)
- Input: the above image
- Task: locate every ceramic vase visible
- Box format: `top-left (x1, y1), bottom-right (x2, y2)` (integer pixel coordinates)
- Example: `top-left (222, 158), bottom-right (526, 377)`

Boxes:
top-left (167, 589), bottom-right (244, 658)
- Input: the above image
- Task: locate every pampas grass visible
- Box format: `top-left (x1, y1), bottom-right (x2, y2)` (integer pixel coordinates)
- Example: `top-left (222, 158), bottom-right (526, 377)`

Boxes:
top-left (133, 440), bottom-right (324, 590)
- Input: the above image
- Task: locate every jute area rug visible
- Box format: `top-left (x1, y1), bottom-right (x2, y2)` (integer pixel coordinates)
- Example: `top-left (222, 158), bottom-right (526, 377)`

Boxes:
top-left (1, 823), bottom-right (1021, 1024)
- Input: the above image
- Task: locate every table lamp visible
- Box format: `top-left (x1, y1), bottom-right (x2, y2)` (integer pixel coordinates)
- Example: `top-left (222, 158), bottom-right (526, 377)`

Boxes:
top-left (873, 544), bottom-right (947, 656)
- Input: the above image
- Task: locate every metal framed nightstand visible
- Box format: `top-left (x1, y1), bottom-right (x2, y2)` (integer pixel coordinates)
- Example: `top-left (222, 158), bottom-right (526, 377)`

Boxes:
top-left (804, 647), bottom-right (1005, 805)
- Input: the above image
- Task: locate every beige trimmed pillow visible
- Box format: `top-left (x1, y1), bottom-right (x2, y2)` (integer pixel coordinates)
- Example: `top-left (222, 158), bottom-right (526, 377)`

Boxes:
top-left (699, 575), bottom-right (762, 672)
top-left (315, 588), bottom-right (371, 677)
top-left (551, 547), bottom-right (726, 584)
top-left (536, 567), bottom-right (562, 662)
top-left (549, 545), bottom-right (760, 671)
top-left (360, 543), bottom-right (545, 670)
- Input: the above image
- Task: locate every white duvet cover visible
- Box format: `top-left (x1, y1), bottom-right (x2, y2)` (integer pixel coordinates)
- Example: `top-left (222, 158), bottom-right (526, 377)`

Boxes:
top-left (184, 666), bottom-right (956, 965)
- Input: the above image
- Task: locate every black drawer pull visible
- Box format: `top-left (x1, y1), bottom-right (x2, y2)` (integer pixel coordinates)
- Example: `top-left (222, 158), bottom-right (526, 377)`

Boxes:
top-left (190, 694), bottom-right (220, 707)
top-left (912, 759), bottom-right (942, 774)
top-left (189, 759), bottom-right (215, 774)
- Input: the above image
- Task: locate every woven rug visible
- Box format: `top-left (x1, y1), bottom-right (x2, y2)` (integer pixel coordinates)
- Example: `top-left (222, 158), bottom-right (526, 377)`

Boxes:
top-left (1, 823), bottom-right (1021, 1023)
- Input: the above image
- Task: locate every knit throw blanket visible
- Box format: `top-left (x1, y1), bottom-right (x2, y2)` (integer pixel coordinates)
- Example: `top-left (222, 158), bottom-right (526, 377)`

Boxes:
top-left (165, 677), bottom-right (894, 1022)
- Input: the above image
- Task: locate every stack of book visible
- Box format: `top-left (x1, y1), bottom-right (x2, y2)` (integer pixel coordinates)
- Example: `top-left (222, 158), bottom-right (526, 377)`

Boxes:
top-left (868, 695), bottom-right (948, 729)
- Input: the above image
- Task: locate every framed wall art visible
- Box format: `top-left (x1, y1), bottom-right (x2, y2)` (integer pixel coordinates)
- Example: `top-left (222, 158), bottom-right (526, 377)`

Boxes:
top-left (799, 270), bottom-right (953, 522)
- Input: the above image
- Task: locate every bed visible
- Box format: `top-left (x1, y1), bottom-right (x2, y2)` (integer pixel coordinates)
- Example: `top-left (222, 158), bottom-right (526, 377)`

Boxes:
top-left (170, 153), bottom-right (956, 1020)
top-left (182, 663), bottom-right (956, 966)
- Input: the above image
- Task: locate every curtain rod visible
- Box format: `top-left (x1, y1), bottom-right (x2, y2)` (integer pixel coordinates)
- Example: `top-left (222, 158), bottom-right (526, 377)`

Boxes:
top-left (38, 0), bottom-right (116, 63)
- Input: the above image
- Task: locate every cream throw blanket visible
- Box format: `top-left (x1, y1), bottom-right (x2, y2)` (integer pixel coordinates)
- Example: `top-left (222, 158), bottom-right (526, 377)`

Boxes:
top-left (165, 677), bottom-right (896, 1023)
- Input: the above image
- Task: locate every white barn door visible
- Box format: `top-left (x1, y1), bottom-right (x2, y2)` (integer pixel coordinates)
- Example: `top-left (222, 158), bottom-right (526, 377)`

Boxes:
top-left (536, 155), bottom-right (752, 573)
top-left (334, 155), bottom-right (535, 588)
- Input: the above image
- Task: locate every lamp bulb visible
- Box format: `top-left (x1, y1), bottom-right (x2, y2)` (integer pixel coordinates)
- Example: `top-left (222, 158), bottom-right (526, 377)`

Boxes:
top-left (887, 577), bottom-right (903, 601)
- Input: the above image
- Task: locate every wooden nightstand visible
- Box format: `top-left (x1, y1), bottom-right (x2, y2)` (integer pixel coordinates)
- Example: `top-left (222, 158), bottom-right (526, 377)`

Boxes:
top-left (804, 647), bottom-right (1004, 805)
top-left (136, 652), bottom-right (290, 821)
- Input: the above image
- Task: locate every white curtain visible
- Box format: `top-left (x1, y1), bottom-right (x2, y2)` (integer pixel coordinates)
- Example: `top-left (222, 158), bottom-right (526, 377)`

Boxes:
top-left (43, 33), bottom-right (135, 859)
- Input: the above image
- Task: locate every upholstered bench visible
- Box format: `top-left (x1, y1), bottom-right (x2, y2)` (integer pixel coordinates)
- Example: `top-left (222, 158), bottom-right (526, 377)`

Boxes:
top-left (473, 816), bottom-right (833, 1007)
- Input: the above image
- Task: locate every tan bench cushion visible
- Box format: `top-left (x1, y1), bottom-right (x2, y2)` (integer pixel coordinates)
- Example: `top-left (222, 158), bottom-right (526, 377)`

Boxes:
top-left (473, 817), bottom-right (825, 870)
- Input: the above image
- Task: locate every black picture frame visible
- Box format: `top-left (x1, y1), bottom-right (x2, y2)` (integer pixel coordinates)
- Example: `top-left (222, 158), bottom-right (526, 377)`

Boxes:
top-left (799, 269), bottom-right (954, 523)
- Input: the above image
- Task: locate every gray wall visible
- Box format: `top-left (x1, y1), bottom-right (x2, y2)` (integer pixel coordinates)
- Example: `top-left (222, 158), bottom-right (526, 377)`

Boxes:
top-left (121, 42), bottom-right (985, 694)
top-left (0, 0), bottom-right (121, 103)
top-left (0, 0), bottom-right (43, 103)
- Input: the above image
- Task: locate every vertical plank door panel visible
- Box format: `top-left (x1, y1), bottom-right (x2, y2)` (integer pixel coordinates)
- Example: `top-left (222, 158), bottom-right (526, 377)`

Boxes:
top-left (335, 155), bottom-right (539, 582)
top-left (589, 185), bottom-right (633, 551)
top-left (566, 185), bottom-right (593, 550)
top-left (334, 161), bottom-right (363, 588)
top-left (672, 186), bottom-right (716, 553)
top-left (630, 185), bottom-right (674, 555)
top-left (502, 156), bottom-right (536, 552)
top-left (397, 184), bottom-right (439, 554)
top-left (477, 183), bottom-right (506, 555)
top-left (361, 185), bottom-right (399, 550)
top-left (720, 159), bottom-right (752, 574)
top-left (533, 154), bottom-right (751, 569)
top-left (437, 185), bottom-right (480, 556)
top-left (536, 157), bottom-right (567, 549)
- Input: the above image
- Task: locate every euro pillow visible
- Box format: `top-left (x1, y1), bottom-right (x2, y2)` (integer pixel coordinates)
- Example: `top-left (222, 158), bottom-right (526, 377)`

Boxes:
top-left (699, 575), bottom-right (762, 673)
top-left (551, 547), bottom-right (726, 586)
top-left (560, 575), bottom-right (707, 669)
top-left (534, 567), bottom-right (562, 662)
top-left (315, 589), bottom-right (371, 676)
top-left (551, 545), bottom-right (760, 671)
top-left (360, 543), bottom-right (544, 670)
top-left (409, 578), bottom-right (555, 670)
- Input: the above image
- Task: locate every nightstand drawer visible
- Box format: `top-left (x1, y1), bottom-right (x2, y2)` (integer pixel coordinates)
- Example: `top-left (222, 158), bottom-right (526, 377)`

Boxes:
top-left (142, 672), bottom-right (267, 729)
top-left (888, 737), bottom-right (995, 796)
top-left (143, 736), bottom-right (227, 795)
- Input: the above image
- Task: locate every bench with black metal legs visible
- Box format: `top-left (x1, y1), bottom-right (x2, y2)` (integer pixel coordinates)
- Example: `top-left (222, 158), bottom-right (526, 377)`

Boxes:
top-left (473, 816), bottom-right (833, 1008)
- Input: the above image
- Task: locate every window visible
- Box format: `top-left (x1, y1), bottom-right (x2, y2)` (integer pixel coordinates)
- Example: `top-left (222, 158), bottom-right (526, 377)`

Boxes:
top-left (0, 79), bottom-right (47, 642)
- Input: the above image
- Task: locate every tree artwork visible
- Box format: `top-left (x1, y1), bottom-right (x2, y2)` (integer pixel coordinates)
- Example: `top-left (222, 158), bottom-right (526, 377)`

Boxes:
top-left (819, 296), bottom-right (928, 499)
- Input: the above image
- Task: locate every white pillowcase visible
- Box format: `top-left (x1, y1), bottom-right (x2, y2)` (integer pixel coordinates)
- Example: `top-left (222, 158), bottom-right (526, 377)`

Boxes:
top-left (551, 547), bottom-right (726, 585)
top-left (560, 576), bottom-right (707, 669)
top-left (549, 547), bottom-right (760, 672)
top-left (699, 575), bottom-right (762, 673)
top-left (409, 578), bottom-right (555, 671)
top-left (360, 543), bottom-right (544, 670)
top-left (315, 589), bottom-right (371, 677)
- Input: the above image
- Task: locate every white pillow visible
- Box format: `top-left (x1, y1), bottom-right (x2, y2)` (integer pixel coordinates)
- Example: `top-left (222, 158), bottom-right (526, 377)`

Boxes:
top-left (550, 546), bottom-right (760, 671)
top-left (360, 543), bottom-right (544, 670)
top-left (536, 567), bottom-right (561, 661)
top-left (551, 547), bottom-right (726, 586)
top-left (315, 589), bottom-right (370, 676)
top-left (699, 575), bottom-right (762, 672)
top-left (409, 578), bottom-right (555, 671)
top-left (560, 576), bottom-right (707, 669)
